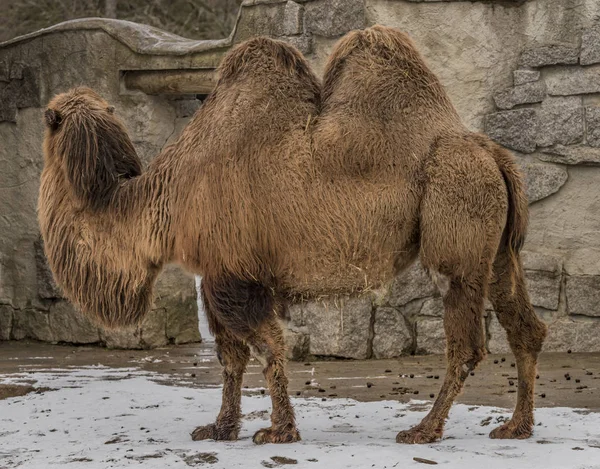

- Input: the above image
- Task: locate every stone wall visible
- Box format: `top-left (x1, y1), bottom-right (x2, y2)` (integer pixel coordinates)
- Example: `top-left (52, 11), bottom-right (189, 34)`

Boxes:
top-left (0, 20), bottom-right (210, 347)
top-left (1, 0), bottom-right (600, 355)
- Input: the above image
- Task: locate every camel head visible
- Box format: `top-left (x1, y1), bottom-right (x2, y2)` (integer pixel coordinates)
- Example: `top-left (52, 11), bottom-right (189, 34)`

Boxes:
top-left (43, 87), bottom-right (142, 211)
top-left (39, 87), bottom-right (161, 329)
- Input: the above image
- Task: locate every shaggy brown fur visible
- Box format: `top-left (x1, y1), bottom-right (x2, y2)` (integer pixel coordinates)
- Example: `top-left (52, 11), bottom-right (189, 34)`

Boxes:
top-left (39, 26), bottom-right (546, 445)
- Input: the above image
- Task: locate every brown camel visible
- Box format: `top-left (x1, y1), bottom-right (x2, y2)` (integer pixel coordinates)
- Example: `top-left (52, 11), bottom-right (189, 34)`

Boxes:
top-left (38, 25), bottom-right (547, 445)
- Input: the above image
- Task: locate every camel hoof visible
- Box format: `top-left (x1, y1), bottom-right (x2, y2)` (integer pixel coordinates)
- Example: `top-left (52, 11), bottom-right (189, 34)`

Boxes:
top-left (396, 426), bottom-right (441, 444)
top-left (252, 427), bottom-right (301, 445)
top-left (191, 423), bottom-right (238, 441)
top-left (489, 422), bottom-right (532, 440)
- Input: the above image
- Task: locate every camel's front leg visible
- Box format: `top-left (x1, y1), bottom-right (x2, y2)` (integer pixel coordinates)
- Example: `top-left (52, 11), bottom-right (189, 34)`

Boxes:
top-left (192, 329), bottom-right (250, 441)
top-left (248, 317), bottom-right (300, 444)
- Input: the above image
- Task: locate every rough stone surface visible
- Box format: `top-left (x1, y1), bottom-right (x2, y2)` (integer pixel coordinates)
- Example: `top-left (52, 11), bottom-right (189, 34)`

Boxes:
top-left (513, 69), bottom-right (540, 86)
top-left (0, 65), bottom-right (41, 122)
top-left (0, 305), bottom-right (13, 341)
top-left (416, 317), bottom-right (445, 355)
top-left (11, 309), bottom-right (53, 342)
top-left (580, 23), bottom-right (600, 65)
top-left (487, 314), bottom-right (511, 354)
top-left (518, 44), bottom-right (579, 68)
top-left (522, 251), bottom-right (562, 310)
top-left (493, 81), bottom-right (546, 110)
top-left (485, 109), bottom-right (537, 153)
top-left (49, 302), bottom-right (99, 344)
top-left (544, 319), bottom-right (600, 352)
top-left (282, 1), bottom-right (303, 36)
top-left (539, 144), bottom-right (600, 165)
top-left (517, 159), bottom-right (568, 203)
top-left (284, 327), bottom-right (310, 361)
top-left (303, 296), bottom-right (372, 359)
top-left (386, 261), bottom-right (437, 307)
top-left (140, 308), bottom-right (169, 348)
top-left (566, 275), bottom-right (600, 317)
top-left (304, 0), bottom-right (365, 37)
top-left (34, 237), bottom-right (62, 300)
top-left (420, 297), bottom-right (444, 317)
top-left (585, 106), bottom-right (600, 147)
top-left (280, 35), bottom-right (313, 54)
top-left (546, 65), bottom-right (600, 96)
top-left (536, 97), bottom-right (584, 148)
top-left (372, 307), bottom-right (413, 358)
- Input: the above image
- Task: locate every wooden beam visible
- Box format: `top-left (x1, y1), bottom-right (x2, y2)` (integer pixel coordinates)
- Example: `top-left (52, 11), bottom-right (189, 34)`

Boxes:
top-left (123, 69), bottom-right (217, 95)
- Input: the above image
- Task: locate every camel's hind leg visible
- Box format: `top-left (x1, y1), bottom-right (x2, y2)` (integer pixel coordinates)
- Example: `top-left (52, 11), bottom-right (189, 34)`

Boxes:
top-left (396, 269), bottom-right (490, 444)
top-left (488, 250), bottom-right (547, 439)
top-left (396, 137), bottom-right (506, 444)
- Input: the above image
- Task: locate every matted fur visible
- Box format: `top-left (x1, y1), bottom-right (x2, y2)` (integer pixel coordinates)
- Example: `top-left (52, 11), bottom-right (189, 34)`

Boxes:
top-left (39, 27), bottom-right (544, 444)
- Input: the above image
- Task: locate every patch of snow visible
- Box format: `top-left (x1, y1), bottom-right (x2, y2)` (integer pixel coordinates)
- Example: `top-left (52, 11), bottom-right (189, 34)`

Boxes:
top-left (195, 276), bottom-right (214, 343)
top-left (0, 367), bottom-right (599, 469)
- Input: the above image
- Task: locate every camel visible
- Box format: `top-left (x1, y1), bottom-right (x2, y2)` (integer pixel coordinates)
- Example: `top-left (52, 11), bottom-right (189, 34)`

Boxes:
top-left (38, 25), bottom-right (547, 445)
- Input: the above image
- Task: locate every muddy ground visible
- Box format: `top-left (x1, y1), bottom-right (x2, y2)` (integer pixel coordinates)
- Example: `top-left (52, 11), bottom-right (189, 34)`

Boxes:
top-left (1, 341), bottom-right (598, 410)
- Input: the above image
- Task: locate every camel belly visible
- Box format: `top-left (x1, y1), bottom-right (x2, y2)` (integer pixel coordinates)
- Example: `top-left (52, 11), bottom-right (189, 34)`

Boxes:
top-left (281, 230), bottom-right (419, 298)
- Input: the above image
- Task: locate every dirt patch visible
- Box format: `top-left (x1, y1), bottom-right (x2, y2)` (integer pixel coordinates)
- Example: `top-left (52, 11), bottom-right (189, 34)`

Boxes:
top-left (0, 384), bottom-right (51, 400)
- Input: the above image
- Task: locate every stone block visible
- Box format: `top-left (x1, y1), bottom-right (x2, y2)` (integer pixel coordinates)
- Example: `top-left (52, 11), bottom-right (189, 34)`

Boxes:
top-left (303, 295), bottom-right (372, 359)
top-left (372, 307), bottom-right (413, 358)
top-left (566, 275), bottom-right (600, 317)
top-left (100, 326), bottom-right (142, 349)
top-left (416, 317), bottom-right (445, 355)
top-left (544, 318), bottom-right (600, 352)
top-left (172, 98), bottom-right (202, 118)
top-left (0, 305), bottom-right (13, 340)
top-left (420, 297), bottom-right (444, 317)
top-left (518, 44), bottom-right (579, 68)
top-left (0, 61), bottom-right (9, 82)
top-left (15, 67), bottom-right (41, 109)
top-left (513, 69), bottom-right (540, 86)
top-left (521, 251), bottom-right (562, 310)
top-left (48, 302), bottom-right (99, 344)
top-left (493, 81), bottom-right (546, 110)
top-left (539, 144), bottom-right (600, 165)
top-left (487, 313), bottom-right (511, 354)
top-left (34, 237), bottom-right (62, 300)
top-left (580, 23), bottom-right (600, 65)
top-left (304, 0), bottom-right (366, 37)
top-left (9, 62), bottom-right (24, 80)
top-left (141, 307), bottom-right (169, 348)
top-left (283, 326), bottom-right (309, 361)
top-left (280, 35), bottom-right (313, 55)
top-left (585, 106), bottom-right (600, 147)
top-left (234, 2), bottom-right (288, 43)
top-left (517, 159), bottom-right (567, 203)
top-left (156, 265), bottom-right (201, 345)
top-left (546, 65), bottom-right (600, 96)
top-left (485, 109), bottom-right (537, 153)
top-left (11, 308), bottom-right (53, 342)
top-left (165, 297), bottom-right (201, 345)
top-left (282, 1), bottom-right (303, 36)
top-left (536, 97), bottom-right (583, 147)
top-left (387, 260), bottom-right (437, 307)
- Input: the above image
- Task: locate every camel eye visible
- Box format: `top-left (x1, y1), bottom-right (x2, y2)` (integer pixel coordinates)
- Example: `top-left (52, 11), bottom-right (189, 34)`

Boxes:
top-left (44, 109), bottom-right (62, 130)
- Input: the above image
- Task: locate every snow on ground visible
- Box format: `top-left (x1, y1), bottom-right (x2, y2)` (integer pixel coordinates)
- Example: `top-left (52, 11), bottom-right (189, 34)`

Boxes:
top-left (1, 367), bottom-right (599, 469)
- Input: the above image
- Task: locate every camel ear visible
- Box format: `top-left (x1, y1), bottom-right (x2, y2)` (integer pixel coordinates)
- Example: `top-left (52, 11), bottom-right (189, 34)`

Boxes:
top-left (44, 109), bottom-right (62, 130)
top-left (64, 121), bottom-right (118, 210)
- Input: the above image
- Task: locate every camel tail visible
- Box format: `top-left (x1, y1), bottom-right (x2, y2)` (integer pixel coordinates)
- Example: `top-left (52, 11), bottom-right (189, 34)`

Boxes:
top-left (489, 142), bottom-right (529, 288)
